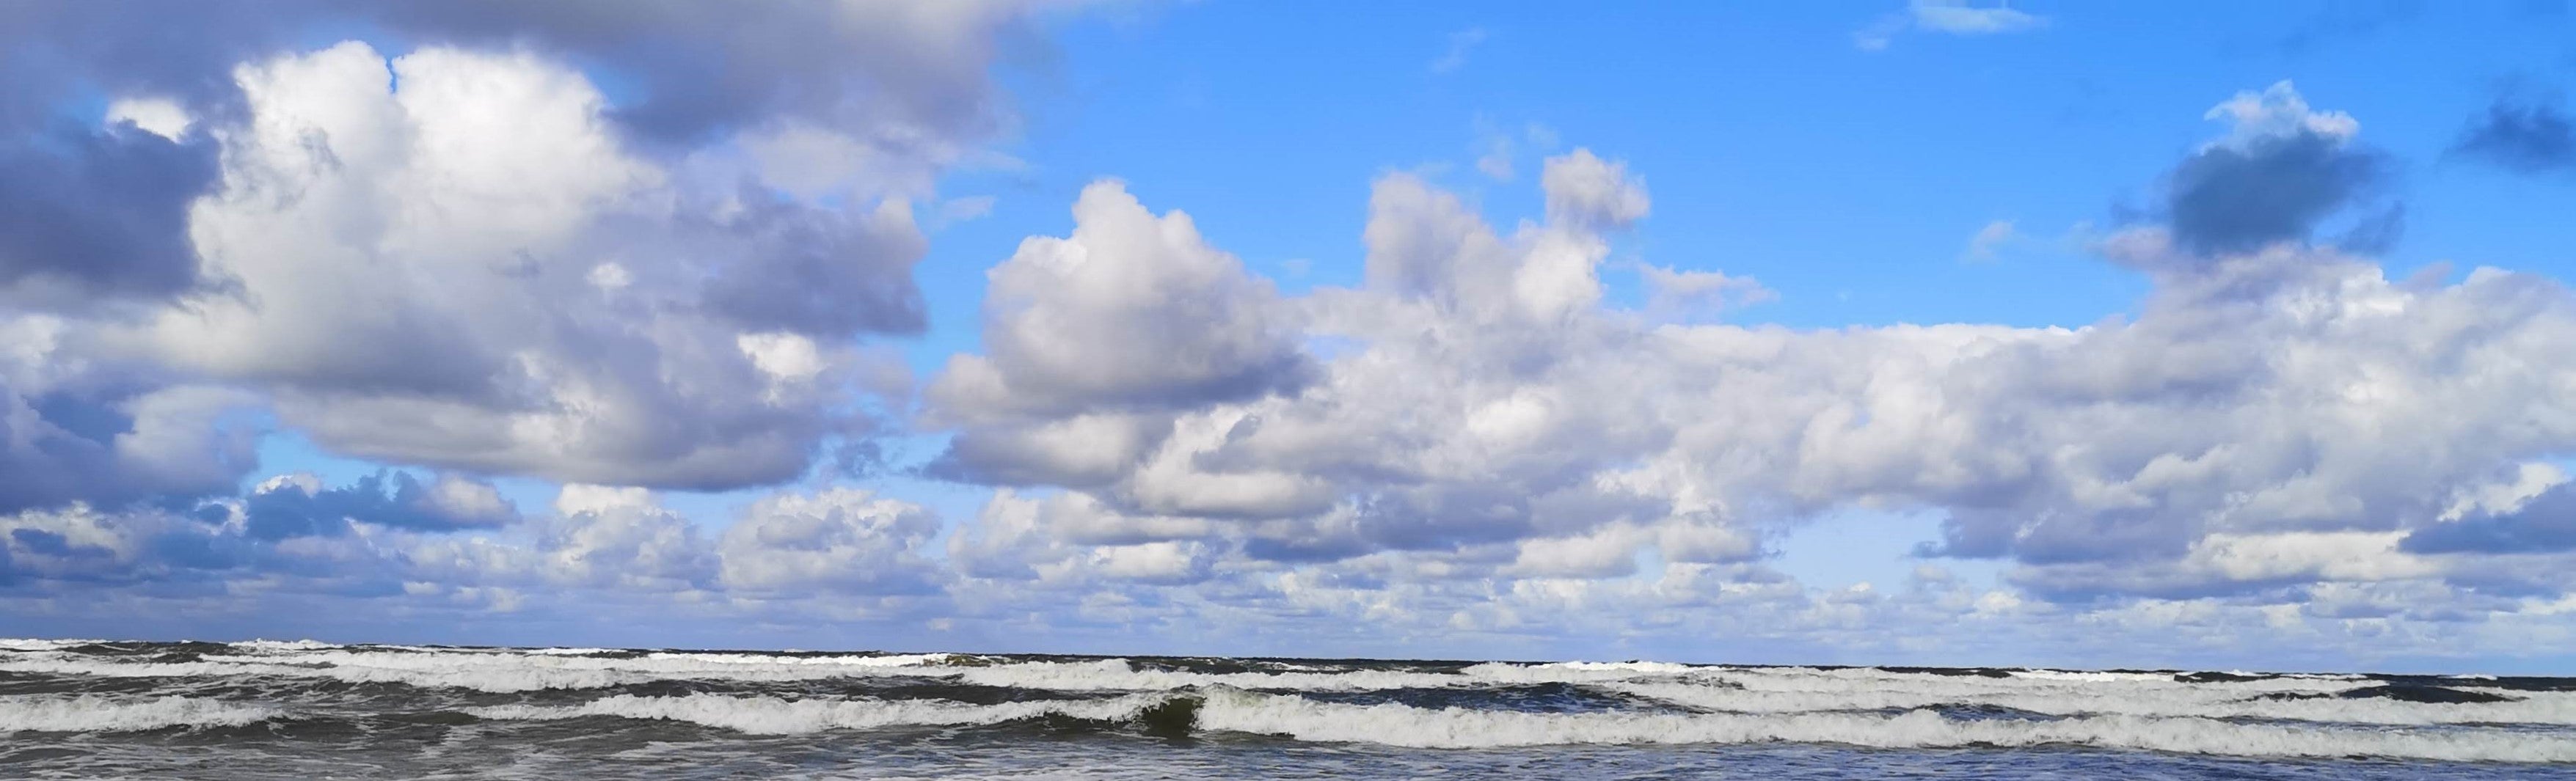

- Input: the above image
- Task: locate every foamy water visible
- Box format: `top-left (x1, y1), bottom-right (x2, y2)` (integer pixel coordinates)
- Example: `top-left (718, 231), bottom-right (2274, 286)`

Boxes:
top-left (2, 639), bottom-right (2567, 779)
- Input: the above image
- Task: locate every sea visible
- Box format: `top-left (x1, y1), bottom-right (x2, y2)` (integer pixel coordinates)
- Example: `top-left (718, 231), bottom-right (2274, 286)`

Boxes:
top-left (1, 639), bottom-right (2570, 780)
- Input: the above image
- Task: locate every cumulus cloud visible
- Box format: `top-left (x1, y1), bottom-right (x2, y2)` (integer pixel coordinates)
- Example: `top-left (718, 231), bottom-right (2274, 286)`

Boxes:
top-left (925, 181), bottom-right (1316, 491)
top-left (0, 476), bottom-right (958, 642)
top-left (0, 1), bottom-right (1062, 637)
top-left (0, 0), bottom-right (1043, 307)
top-left (10, 4), bottom-right (2576, 667)
top-left (1541, 150), bottom-right (1652, 232)
top-left (0, 0), bottom-right (1061, 511)
top-left (719, 488), bottom-right (941, 594)
top-left (935, 181), bottom-right (1313, 418)
top-left (2158, 81), bottom-right (2390, 260)
top-left (0, 315), bottom-right (259, 514)
top-left (86, 42), bottom-right (927, 490)
top-left (917, 86), bottom-right (2576, 648)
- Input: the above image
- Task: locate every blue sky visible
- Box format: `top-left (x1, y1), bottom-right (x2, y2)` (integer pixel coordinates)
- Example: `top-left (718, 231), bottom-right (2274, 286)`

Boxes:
top-left (9, 1), bottom-right (2576, 674)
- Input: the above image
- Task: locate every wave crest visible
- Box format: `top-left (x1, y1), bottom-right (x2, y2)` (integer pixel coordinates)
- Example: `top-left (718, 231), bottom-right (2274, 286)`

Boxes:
top-left (0, 695), bottom-right (280, 733)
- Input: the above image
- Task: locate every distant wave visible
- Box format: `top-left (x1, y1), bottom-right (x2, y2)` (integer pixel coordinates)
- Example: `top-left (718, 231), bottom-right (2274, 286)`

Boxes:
top-left (7, 639), bottom-right (2574, 763)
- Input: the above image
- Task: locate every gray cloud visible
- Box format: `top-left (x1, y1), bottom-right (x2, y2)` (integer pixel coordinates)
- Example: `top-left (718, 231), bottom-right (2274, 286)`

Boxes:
top-left (2452, 96), bottom-right (2576, 176)
top-left (698, 191), bottom-right (932, 337)
top-left (0, 126), bottom-right (218, 307)
top-left (2108, 81), bottom-right (2396, 265)
top-left (2403, 483), bottom-right (2576, 554)
top-left (0, 1), bottom-right (302, 304)
top-left (365, 0), bottom-right (1038, 147)
top-left (3, 1), bottom-right (1037, 149)
top-left (241, 472), bottom-right (519, 541)
top-left (0, 345), bottom-right (260, 516)
top-left (2166, 125), bottom-right (2387, 257)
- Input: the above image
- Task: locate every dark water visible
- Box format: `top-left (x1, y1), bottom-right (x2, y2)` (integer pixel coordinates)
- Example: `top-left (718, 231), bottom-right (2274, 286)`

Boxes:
top-left (2, 639), bottom-right (2570, 779)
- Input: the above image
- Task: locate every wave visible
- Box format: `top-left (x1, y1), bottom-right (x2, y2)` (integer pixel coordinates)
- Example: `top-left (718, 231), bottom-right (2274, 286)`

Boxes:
top-left (1608, 680), bottom-right (2576, 726)
top-left (0, 650), bottom-right (1519, 694)
top-left (221, 639), bottom-right (351, 654)
top-left (0, 638), bottom-right (105, 651)
top-left (10, 642), bottom-right (2565, 727)
top-left (464, 687), bottom-right (2576, 762)
top-left (468, 692), bottom-right (1177, 735)
top-left (638, 652), bottom-right (963, 667)
top-left (0, 694), bottom-right (280, 733)
top-left (7, 640), bottom-right (2573, 733)
top-left (1519, 661), bottom-right (1696, 675)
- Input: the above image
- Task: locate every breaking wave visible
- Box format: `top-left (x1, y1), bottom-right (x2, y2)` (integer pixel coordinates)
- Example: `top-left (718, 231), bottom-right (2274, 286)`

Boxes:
top-left (7, 639), bottom-right (2574, 766)
top-left (469, 692), bottom-right (1179, 734)
top-left (462, 686), bottom-right (2576, 762)
top-left (0, 694), bottom-right (280, 733)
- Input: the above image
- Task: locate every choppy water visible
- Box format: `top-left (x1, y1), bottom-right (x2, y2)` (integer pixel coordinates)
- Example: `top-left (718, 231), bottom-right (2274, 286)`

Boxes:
top-left (1, 639), bottom-right (2571, 779)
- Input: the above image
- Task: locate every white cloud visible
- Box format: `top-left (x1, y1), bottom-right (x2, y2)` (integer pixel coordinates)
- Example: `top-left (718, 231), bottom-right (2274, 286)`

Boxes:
top-left (928, 179), bottom-right (1313, 429)
top-left (15, 18), bottom-right (2576, 670)
top-left (1541, 149), bottom-right (1651, 232)
top-left (1908, 0), bottom-right (2045, 34)
top-left (1857, 1), bottom-right (2048, 51)
top-left (2207, 81), bottom-right (2360, 149)
top-left (104, 97), bottom-right (193, 141)
top-left (920, 132), bottom-right (2576, 654)
top-left (118, 42), bottom-right (925, 489)
top-left (719, 488), bottom-right (940, 594)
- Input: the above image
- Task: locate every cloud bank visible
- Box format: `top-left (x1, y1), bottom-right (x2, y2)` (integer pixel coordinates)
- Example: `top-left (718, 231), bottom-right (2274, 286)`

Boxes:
top-left (4, 6), bottom-right (2576, 670)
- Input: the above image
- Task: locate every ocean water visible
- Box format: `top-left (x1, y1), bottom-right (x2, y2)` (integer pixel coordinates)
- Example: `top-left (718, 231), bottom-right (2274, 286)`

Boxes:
top-left (1, 639), bottom-right (2570, 780)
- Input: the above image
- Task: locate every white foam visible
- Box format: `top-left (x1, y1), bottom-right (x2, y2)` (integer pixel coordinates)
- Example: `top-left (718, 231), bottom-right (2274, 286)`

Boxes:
top-left (1186, 688), bottom-right (2576, 760)
top-left (229, 639), bottom-right (346, 653)
top-left (2007, 669), bottom-right (2175, 683)
top-left (642, 652), bottom-right (959, 667)
top-left (0, 695), bottom-right (280, 733)
top-left (470, 692), bottom-right (1170, 735)
top-left (1610, 678), bottom-right (2576, 726)
top-left (467, 688), bottom-right (2576, 762)
top-left (0, 638), bottom-right (100, 651)
top-left (1520, 661), bottom-right (1697, 675)
top-left (8, 640), bottom-right (2571, 735)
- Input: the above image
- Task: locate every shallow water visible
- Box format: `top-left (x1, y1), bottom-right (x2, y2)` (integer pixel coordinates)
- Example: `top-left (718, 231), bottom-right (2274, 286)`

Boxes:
top-left (2, 639), bottom-right (2569, 779)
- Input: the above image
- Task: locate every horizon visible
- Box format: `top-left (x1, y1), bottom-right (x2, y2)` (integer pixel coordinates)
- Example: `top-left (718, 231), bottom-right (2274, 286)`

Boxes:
top-left (10, 0), bottom-right (2576, 681)
top-left (8, 636), bottom-right (2546, 681)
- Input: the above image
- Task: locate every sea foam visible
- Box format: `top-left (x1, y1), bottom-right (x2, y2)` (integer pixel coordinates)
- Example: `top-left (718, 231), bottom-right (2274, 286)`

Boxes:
top-left (0, 694), bottom-right (280, 733)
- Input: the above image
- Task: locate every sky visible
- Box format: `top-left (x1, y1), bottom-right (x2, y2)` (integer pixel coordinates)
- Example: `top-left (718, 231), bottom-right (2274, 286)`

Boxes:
top-left (5, 0), bottom-right (2576, 674)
